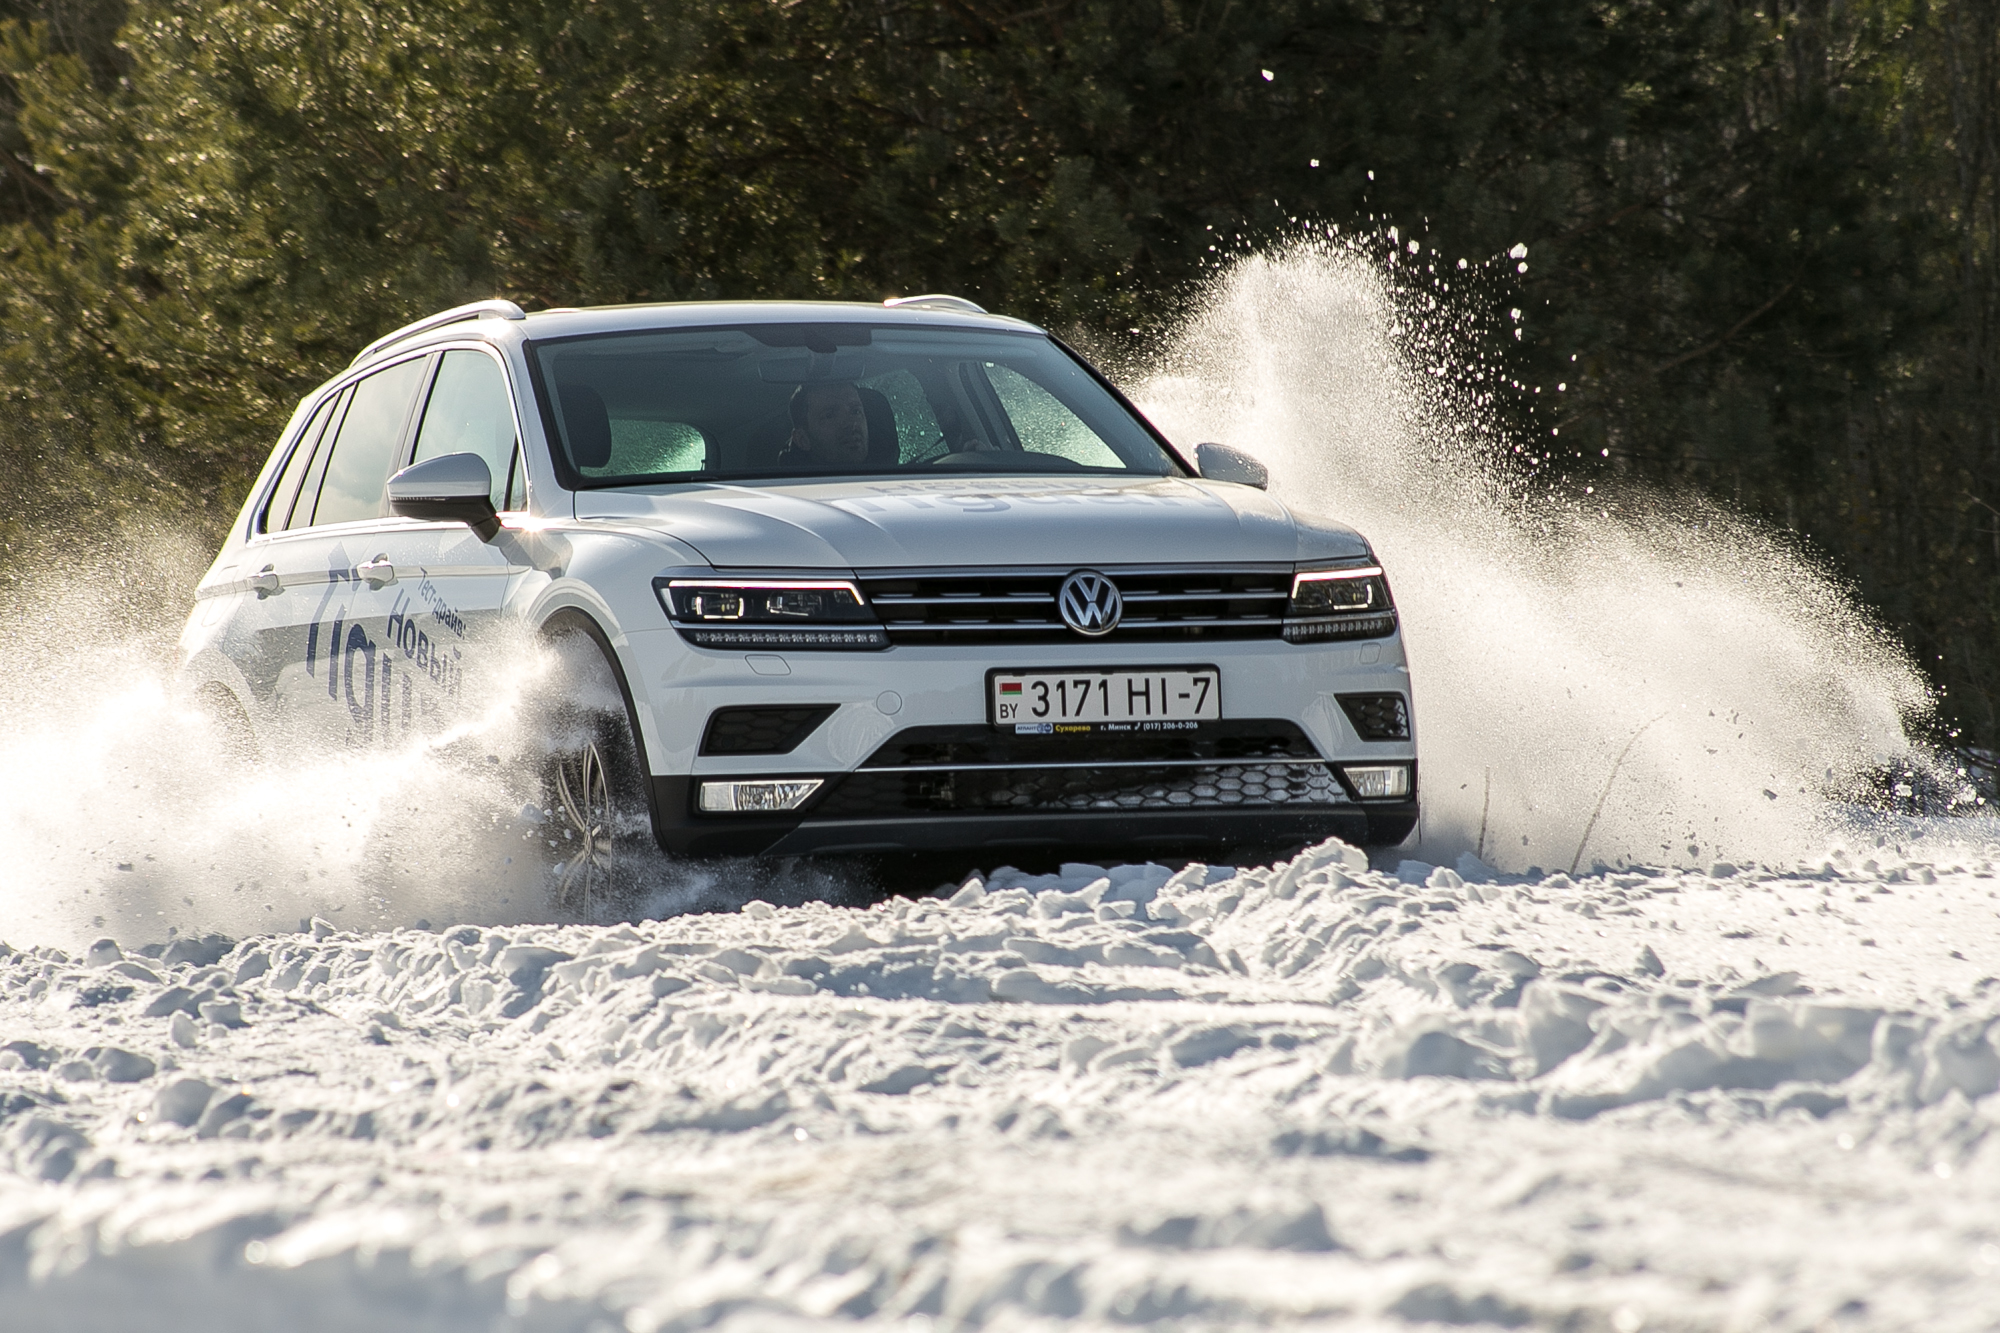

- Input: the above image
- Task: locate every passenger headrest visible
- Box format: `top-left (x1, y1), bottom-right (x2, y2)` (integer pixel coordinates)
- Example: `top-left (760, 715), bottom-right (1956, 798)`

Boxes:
top-left (557, 383), bottom-right (613, 469)
top-left (856, 385), bottom-right (900, 467)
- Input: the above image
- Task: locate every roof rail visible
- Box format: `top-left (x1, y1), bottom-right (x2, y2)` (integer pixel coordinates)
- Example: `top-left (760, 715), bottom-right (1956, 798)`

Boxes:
top-left (352, 299), bottom-right (528, 367)
top-left (883, 294), bottom-right (987, 315)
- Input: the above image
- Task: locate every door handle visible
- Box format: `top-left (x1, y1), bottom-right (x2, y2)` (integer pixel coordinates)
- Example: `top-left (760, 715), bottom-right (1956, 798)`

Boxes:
top-left (357, 556), bottom-right (397, 589)
top-left (248, 565), bottom-right (282, 598)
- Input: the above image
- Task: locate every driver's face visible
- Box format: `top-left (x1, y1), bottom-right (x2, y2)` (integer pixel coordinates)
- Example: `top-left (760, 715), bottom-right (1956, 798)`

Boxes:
top-left (796, 384), bottom-right (868, 463)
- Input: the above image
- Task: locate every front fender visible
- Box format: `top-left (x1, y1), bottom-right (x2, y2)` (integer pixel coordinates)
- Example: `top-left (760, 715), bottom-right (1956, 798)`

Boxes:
top-left (513, 523), bottom-right (708, 781)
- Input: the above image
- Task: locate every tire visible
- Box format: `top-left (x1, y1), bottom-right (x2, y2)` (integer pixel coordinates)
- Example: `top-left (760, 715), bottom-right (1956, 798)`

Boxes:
top-left (525, 624), bottom-right (656, 914)
top-left (195, 681), bottom-right (261, 765)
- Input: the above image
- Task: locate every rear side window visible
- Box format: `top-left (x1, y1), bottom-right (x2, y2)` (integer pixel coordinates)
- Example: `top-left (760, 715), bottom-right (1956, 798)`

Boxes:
top-left (259, 393), bottom-right (341, 534)
top-left (410, 349), bottom-right (521, 510)
top-left (309, 357), bottom-right (429, 527)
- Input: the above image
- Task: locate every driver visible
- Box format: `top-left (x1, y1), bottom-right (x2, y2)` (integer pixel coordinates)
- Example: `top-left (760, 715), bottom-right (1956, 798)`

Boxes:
top-left (779, 380), bottom-right (998, 470)
top-left (779, 382), bottom-right (871, 469)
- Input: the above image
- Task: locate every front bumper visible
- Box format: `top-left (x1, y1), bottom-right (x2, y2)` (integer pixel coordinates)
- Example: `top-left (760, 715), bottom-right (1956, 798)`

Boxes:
top-left (648, 732), bottom-right (1416, 856)
top-left (650, 771), bottom-right (1419, 858)
top-left (628, 631), bottom-right (1418, 859)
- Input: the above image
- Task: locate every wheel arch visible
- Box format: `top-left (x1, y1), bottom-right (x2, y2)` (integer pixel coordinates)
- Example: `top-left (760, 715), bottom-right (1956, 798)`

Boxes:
top-left (535, 606), bottom-right (669, 853)
top-left (176, 645), bottom-right (267, 755)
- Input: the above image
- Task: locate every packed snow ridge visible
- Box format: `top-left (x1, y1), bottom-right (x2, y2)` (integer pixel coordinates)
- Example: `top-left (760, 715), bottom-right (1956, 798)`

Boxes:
top-left (5, 837), bottom-right (2000, 1330)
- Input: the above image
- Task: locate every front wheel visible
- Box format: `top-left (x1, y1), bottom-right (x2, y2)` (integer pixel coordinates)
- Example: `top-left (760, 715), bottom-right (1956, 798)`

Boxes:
top-left (525, 626), bottom-right (656, 915)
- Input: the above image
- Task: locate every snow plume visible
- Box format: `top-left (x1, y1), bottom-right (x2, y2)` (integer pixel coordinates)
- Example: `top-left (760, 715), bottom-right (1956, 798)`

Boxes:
top-left (0, 533), bottom-right (863, 951)
top-left (1136, 240), bottom-right (1932, 873)
top-left (0, 533), bottom-right (546, 947)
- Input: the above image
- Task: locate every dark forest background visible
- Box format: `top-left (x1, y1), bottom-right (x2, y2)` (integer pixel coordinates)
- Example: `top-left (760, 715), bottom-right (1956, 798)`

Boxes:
top-left (0, 0), bottom-right (1995, 749)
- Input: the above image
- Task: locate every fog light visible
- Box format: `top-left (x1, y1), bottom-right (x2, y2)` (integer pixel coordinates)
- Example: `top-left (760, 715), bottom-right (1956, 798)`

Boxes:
top-left (698, 779), bottom-right (824, 813)
top-left (1341, 764), bottom-right (1411, 799)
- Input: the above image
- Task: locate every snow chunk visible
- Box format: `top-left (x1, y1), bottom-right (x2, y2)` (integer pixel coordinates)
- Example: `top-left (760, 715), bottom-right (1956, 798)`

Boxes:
top-left (1168, 1025), bottom-right (1262, 1068)
top-left (153, 1078), bottom-right (215, 1127)
top-left (1454, 852), bottom-right (1499, 883)
top-left (91, 1047), bottom-right (155, 1083)
top-left (1122, 1200), bottom-right (1336, 1251)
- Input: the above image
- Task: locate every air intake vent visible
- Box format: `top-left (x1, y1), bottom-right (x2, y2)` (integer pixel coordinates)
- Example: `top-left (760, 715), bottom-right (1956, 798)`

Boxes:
top-left (1337, 693), bottom-right (1410, 742)
top-left (816, 762), bottom-right (1348, 818)
top-left (700, 705), bottom-right (837, 756)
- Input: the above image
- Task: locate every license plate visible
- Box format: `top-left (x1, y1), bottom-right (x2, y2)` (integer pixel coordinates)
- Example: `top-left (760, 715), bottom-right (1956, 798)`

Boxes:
top-left (989, 667), bottom-right (1220, 729)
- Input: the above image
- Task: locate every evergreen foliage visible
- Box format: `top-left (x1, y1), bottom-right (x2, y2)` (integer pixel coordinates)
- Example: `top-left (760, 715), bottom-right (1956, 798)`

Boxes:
top-left (0, 0), bottom-right (1993, 744)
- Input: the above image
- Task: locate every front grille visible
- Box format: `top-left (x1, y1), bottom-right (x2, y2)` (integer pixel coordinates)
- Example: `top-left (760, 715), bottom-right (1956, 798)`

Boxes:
top-left (858, 565), bottom-right (1290, 645)
top-left (814, 761), bottom-right (1349, 818)
top-left (1337, 693), bottom-right (1411, 741)
top-left (701, 705), bottom-right (837, 756)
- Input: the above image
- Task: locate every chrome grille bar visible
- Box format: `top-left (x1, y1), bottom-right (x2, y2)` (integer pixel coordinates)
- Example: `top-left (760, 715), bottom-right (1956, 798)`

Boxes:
top-left (858, 564), bottom-right (1294, 644)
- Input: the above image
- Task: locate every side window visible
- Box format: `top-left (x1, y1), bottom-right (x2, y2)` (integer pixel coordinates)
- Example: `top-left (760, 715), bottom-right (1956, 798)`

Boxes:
top-left (504, 442), bottom-right (528, 512)
top-left (607, 420), bottom-right (705, 475)
top-left (983, 364), bottom-right (1123, 467)
top-left (279, 387), bottom-right (351, 532)
top-left (410, 350), bottom-right (520, 509)
top-left (309, 357), bottom-right (429, 527)
top-left (259, 393), bottom-right (339, 534)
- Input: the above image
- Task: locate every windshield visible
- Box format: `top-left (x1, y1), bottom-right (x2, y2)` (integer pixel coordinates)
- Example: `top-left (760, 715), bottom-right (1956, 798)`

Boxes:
top-left (530, 324), bottom-right (1182, 485)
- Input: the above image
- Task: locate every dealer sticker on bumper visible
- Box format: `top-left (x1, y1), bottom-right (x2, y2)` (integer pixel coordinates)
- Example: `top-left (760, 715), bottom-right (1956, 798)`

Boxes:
top-left (990, 667), bottom-right (1220, 729)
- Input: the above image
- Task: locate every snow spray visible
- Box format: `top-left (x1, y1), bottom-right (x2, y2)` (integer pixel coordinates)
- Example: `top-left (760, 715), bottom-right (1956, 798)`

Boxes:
top-left (1136, 240), bottom-right (1931, 872)
top-left (0, 528), bottom-right (859, 949)
top-left (0, 242), bottom-right (1952, 950)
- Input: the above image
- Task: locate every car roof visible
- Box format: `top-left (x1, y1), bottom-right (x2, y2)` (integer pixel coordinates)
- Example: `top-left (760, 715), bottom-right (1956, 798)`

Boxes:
top-left (350, 298), bottom-right (1045, 372)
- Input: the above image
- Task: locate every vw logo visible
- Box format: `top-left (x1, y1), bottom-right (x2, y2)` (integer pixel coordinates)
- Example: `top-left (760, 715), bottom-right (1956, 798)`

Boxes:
top-left (1057, 569), bottom-right (1122, 636)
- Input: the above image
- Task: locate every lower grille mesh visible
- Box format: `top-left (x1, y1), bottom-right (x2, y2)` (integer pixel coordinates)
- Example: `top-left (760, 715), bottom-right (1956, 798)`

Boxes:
top-left (701, 705), bottom-right (837, 756)
top-left (815, 761), bottom-right (1348, 817)
top-left (1337, 693), bottom-right (1411, 742)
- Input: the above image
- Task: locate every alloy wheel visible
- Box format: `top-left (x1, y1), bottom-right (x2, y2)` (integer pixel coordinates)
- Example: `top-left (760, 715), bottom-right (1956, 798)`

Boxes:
top-left (552, 735), bottom-right (614, 909)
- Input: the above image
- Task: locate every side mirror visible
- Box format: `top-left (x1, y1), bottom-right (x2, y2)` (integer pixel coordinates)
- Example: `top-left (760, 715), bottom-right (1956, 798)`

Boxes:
top-left (1195, 442), bottom-right (1269, 490)
top-left (388, 453), bottom-right (500, 541)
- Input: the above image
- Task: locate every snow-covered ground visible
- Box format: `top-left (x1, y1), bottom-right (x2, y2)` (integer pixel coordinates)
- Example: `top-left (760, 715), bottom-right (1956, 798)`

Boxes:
top-left (6, 835), bottom-right (2000, 1331)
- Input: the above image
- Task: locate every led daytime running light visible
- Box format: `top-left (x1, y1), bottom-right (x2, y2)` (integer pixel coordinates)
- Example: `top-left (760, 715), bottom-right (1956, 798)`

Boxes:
top-left (661, 576), bottom-right (889, 651)
top-left (667, 578), bottom-right (866, 618)
top-left (1286, 564), bottom-right (1396, 643)
top-left (1290, 565), bottom-right (1385, 599)
top-left (685, 627), bottom-right (887, 647)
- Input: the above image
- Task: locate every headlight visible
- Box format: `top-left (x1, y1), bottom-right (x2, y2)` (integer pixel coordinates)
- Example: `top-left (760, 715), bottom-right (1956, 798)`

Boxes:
top-left (659, 578), bottom-right (889, 649)
top-left (1286, 565), bottom-right (1398, 644)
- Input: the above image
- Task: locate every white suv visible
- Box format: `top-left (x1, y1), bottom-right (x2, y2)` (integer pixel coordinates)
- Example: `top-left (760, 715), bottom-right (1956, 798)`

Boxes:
top-left (180, 297), bottom-right (1416, 892)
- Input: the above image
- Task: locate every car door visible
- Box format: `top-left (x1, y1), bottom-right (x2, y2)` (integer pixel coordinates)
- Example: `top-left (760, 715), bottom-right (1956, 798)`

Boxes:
top-left (219, 346), bottom-right (529, 750)
top-left (218, 353), bottom-right (432, 750)
top-left (365, 345), bottom-right (530, 744)
top-left (207, 385), bottom-right (350, 733)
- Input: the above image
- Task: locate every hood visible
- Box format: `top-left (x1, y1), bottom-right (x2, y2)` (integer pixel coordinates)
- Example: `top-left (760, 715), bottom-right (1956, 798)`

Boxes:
top-left (573, 475), bottom-right (1371, 570)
